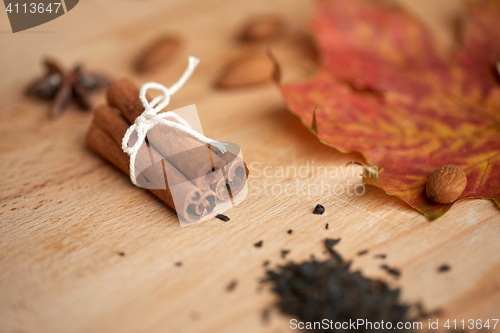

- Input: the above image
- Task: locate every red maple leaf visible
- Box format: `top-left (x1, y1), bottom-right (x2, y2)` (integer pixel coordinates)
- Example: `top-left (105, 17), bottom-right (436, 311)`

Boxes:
top-left (277, 0), bottom-right (500, 219)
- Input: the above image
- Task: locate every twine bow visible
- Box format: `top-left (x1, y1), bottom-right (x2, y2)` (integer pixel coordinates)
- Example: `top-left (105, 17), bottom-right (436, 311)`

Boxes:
top-left (122, 56), bottom-right (227, 185)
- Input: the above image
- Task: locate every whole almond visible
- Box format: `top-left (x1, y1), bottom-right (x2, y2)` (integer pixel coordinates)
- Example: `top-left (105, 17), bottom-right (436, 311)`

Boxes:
top-left (238, 15), bottom-right (285, 42)
top-left (426, 164), bottom-right (467, 204)
top-left (216, 54), bottom-right (274, 88)
top-left (133, 36), bottom-right (181, 73)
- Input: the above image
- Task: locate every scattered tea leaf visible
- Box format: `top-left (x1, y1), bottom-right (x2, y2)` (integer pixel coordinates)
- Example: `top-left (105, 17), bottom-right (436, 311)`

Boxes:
top-left (216, 214), bottom-right (230, 222)
top-left (325, 238), bottom-right (344, 265)
top-left (374, 254), bottom-right (387, 259)
top-left (254, 240), bottom-right (263, 248)
top-left (313, 204), bottom-right (325, 214)
top-left (438, 264), bottom-right (451, 272)
top-left (287, 229), bottom-right (293, 234)
top-left (357, 249), bottom-right (369, 256)
top-left (226, 280), bottom-right (238, 292)
top-left (281, 249), bottom-right (290, 259)
top-left (263, 238), bottom-right (418, 330)
top-left (381, 264), bottom-right (401, 278)
top-left (325, 238), bottom-right (341, 250)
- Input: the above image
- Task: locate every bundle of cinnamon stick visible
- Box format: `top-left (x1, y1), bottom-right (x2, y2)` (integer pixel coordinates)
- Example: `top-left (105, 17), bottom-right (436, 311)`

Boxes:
top-left (86, 78), bottom-right (248, 224)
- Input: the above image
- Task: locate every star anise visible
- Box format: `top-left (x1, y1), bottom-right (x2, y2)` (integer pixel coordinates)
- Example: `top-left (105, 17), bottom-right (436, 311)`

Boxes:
top-left (26, 58), bottom-right (112, 118)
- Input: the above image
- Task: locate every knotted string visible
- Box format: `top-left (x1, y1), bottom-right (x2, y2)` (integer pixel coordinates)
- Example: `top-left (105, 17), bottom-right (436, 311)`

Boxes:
top-left (122, 56), bottom-right (227, 185)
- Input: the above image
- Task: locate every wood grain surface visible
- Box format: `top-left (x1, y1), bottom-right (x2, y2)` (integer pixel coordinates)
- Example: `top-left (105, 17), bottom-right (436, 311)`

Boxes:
top-left (1, 0), bottom-right (499, 332)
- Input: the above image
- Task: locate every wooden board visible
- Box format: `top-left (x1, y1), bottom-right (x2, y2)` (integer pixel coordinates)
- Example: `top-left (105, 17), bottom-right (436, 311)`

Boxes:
top-left (1, 0), bottom-right (499, 332)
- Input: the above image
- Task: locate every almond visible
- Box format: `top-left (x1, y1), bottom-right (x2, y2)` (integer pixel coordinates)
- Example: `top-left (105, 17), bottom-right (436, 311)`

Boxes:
top-left (133, 36), bottom-right (181, 73)
top-left (216, 53), bottom-right (274, 89)
top-left (238, 15), bottom-right (285, 42)
top-left (425, 164), bottom-right (467, 204)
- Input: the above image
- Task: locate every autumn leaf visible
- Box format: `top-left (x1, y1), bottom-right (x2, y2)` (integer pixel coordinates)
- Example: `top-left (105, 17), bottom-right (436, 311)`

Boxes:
top-left (276, 0), bottom-right (500, 220)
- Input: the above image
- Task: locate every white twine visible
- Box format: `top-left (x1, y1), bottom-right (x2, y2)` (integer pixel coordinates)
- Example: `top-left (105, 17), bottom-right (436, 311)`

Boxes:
top-left (121, 56), bottom-right (227, 185)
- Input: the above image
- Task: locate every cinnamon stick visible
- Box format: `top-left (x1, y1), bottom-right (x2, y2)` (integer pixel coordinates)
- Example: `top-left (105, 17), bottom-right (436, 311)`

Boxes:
top-left (107, 79), bottom-right (225, 190)
top-left (210, 155), bottom-right (249, 200)
top-left (107, 78), bottom-right (249, 199)
top-left (87, 105), bottom-right (216, 223)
